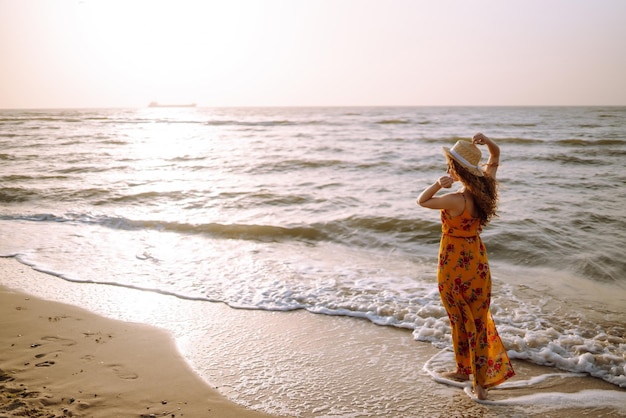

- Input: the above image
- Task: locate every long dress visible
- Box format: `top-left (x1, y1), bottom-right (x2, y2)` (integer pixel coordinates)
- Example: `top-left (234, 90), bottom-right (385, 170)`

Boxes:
top-left (437, 199), bottom-right (515, 389)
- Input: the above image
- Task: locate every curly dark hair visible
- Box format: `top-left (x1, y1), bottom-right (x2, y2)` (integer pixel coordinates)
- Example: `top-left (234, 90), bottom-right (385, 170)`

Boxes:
top-left (447, 158), bottom-right (498, 226)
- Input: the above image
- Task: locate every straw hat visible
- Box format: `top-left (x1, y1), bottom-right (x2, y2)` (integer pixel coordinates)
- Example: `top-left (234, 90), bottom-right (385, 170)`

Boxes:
top-left (442, 140), bottom-right (484, 177)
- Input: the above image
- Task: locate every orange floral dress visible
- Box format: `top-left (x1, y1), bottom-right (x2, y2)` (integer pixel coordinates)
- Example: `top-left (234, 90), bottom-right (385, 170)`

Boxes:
top-left (438, 203), bottom-right (515, 389)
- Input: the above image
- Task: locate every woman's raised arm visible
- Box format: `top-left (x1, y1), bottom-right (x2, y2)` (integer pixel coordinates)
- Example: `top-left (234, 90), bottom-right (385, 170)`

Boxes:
top-left (472, 133), bottom-right (500, 179)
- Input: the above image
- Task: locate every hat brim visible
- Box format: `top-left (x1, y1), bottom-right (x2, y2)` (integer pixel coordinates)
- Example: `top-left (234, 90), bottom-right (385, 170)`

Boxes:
top-left (442, 146), bottom-right (484, 177)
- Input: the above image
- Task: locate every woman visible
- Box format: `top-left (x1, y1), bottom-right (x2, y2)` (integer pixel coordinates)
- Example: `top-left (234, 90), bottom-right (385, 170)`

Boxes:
top-left (417, 133), bottom-right (515, 400)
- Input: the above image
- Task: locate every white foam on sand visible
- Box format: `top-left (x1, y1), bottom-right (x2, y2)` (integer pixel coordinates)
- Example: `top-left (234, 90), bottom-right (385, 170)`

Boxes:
top-left (424, 349), bottom-right (626, 414)
top-left (475, 389), bottom-right (626, 410)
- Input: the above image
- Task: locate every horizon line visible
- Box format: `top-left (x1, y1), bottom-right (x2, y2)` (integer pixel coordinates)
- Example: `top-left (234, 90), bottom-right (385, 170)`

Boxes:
top-left (2, 104), bottom-right (626, 111)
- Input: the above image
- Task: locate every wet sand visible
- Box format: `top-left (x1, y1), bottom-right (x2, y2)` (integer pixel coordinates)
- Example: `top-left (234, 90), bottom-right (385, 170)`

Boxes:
top-left (1, 257), bottom-right (625, 417)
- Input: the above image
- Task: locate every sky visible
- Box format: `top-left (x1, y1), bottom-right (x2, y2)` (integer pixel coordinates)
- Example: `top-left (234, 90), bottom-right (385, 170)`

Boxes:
top-left (1, 0), bottom-right (625, 108)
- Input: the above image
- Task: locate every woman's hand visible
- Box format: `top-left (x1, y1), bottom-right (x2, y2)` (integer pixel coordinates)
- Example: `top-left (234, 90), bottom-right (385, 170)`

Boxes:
top-left (472, 132), bottom-right (489, 145)
top-left (438, 175), bottom-right (454, 189)
top-left (418, 177), bottom-right (463, 210)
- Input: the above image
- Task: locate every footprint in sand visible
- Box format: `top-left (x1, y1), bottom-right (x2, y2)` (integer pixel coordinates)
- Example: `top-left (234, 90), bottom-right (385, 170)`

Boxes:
top-left (35, 360), bottom-right (55, 367)
top-left (41, 336), bottom-right (77, 346)
top-left (108, 364), bottom-right (138, 380)
top-left (0, 370), bottom-right (15, 382)
top-left (32, 350), bottom-right (62, 361)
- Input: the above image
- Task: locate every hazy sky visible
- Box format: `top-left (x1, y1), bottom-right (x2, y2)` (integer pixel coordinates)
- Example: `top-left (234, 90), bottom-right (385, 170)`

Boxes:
top-left (1, 0), bottom-right (625, 108)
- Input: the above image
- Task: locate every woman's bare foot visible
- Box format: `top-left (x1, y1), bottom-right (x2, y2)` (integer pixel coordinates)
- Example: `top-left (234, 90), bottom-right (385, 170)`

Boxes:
top-left (442, 372), bottom-right (470, 382)
top-left (474, 382), bottom-right (488, 400)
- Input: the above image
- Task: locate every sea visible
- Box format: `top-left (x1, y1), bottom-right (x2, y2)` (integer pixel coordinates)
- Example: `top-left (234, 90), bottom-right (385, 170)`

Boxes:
top-left (1, 106), bottom-right (625, 415)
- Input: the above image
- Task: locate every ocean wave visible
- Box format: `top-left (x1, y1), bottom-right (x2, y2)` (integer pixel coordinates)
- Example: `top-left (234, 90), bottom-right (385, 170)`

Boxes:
top-left (418, 136), bottom-right (547, 145)
top-left (168, 155), bottom-right (208, 162)
top-left (489, 219), bottom-right (625, 284)
top-left (573, 253), bottom-right (625, 284)
top-left (248, 158), bottom-right (346, 173)
top-left (204, 119), bottom-right (327, 127)
top-left (98, 139), bottom-right (129, 145)
top-left (249, 158), bottom-right (399, 175)
top-left (488, 229), bottom-right (554, 266)
top-left (556, 138), bottom-right (625, 146)
top-left (489, 122), bottom-right (539, 128)
top-left (59, 140), bottom-right (86, 146)
top-left (54, 165), bottom-right (115, 174)
top-left (0, 212), bottom-right (441, 248)
top-left (0, 188), bottom-right (41, 203)
top-left (1, 213), bottom-right (329, 242)
top-left (538, 154), bottom-right (605, 165)
top-left (495, 137), bottom-right (545, 144)
top-left (100, 190), bottom-right (190, 205)
top-left (0, 186), bottom-right (117, 203)
top-left (339, 215), bottom-right (439, 237)
top-left (0, 116), bottom-right (83, 123)
top-left (0, 174), bottom-right (71, 182)
top-left (234, 191), bottom-right (321, 207)
top-left (376, 119), bottom-right (411, 124)
top-left (83, 116), bottom-right (111, 121)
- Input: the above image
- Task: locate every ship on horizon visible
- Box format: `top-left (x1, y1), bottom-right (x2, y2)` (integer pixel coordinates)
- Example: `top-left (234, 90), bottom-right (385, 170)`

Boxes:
top-left (148, 101), bottom-right (197, 108)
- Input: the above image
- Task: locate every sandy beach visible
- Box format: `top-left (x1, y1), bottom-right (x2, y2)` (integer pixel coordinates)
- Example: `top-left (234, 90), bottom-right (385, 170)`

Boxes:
top-left (1, 257), bottom-right (625, 418)
top-left (0, 262), bottom-right (274, 417)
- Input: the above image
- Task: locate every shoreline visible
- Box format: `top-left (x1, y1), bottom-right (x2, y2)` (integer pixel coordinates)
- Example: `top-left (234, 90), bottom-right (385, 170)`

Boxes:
top-left (1, 257), bottom-right (625, 417)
